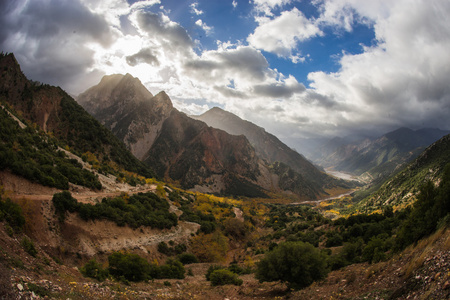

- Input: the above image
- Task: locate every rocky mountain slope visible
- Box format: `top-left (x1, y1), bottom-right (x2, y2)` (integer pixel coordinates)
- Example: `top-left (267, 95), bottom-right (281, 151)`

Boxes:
top-left (354, 133), bottom-right (450, 213)
top-left (0, 53), bottom-right (154, 180)
top-left (78, 74), bottom-right (173, 160)
top-left (78, 74), bottom-right (351, 199)
top-left (193, 107), bottom-right (335, 190)
top-left (310, 127), bottom-right (449, 183)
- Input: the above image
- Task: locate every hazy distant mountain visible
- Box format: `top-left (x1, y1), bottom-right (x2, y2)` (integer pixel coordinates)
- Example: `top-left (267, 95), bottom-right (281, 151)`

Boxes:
top-left (309, 127), bottom-right (450, 182)
top-left (354, 133), bottom-right (450, 213)
top-left (78, 76), bottom-right (351, 199)
top-left (193, 107), bottom-right (336, 189)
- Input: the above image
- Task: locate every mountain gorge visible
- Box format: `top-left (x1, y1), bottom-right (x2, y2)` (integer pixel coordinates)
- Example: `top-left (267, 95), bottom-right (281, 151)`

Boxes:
top-left (308, 127), bottom-right (449, 183)
top-left (78, 74), bottom-right (350, 199)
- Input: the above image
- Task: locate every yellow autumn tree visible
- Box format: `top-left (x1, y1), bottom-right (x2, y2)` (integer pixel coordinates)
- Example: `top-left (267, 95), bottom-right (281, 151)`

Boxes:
top-left (190, 231), bottom-right (229, 262)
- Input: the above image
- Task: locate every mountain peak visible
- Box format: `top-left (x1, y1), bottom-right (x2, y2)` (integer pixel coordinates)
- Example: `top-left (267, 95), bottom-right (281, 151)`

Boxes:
top-left (77, 73), bottom-right (154, 116)
top-left (152, 91), bottom-right (173, 111)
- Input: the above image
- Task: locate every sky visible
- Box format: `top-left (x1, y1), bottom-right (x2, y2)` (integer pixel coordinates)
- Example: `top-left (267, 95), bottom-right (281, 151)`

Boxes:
top-left (1, 0), bottom-right (449, 143)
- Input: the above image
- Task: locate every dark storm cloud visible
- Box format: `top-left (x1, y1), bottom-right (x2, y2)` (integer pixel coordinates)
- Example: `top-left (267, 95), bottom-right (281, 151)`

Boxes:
top-left (253, 82), bottom-right (306, 98)
top-left (23, 0), bottom-right (112, 45)
top-left (303, 91), bottom-right (341, 109)
top-left (126, 48), bottom-right (160, 66)
top-left (136, 11), bottom-right (193, 50)
top-left (184, 46), bottom-right (269, 83)
top-left (214, 86), bottom-right (248, 99)
top-left (0, 0), bottom-right (113, 94)
top-left (213, 46), bottom-right (269, 81)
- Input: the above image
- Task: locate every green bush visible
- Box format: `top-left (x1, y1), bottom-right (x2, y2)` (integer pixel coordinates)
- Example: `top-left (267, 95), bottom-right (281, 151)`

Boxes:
top-left (209, 269), bottom-right (243, 286)
top-left (177, 253), bottom-right (199, 265)
top-left (0, 197), bottom-right (25, 233)
top-left (80, 259), bottom-right (109, 281)
top-left (158, 258), bottom-right (185, 279)
top-left (362, 237), bottom-right (388, 263)
top-left (108, 252), bottom-right (151, 282)
top-left (52, 191), bottom-right (78, 222)
top-left (21, 237), bottom-right (37, 257)
top-left (255, 241), bottom-right (329, 290)
top-left (328, 254), bottom-right (349, 271)
top-left (205, 265), bottom-right (226, 281)
top-left (106, 252), bottom-right (186, 282)
top-left (158, 241), bottom-right (171, 255)
top-left (325, 232), bottom-right (343, 247)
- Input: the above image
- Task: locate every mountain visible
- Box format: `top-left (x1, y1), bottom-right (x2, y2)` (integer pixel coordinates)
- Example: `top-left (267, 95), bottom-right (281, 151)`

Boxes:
top-left (192, 107), bottom-right (333, 189)
top-left (309, 127), bottom-right (450, 183)
top-left (354, 133), bottom-right (450, 213)
top-left (77, 74), bottom-right (173, 160)
top-left (0, 52), bottom-right (154, 180)
top-left (78, 75), bottom-right (351, 199)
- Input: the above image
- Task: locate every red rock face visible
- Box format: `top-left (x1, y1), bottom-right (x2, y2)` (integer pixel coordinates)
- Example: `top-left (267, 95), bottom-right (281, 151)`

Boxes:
top-left (193, 107), bottom-right (334, 191)
top-left (0, 53), bottom-right (62, 133)
top-left (143, 109), bottom-right (268, 196)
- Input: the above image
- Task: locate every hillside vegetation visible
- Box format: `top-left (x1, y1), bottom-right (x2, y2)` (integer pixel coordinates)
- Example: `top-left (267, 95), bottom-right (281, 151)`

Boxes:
top-left (0, 107), bottom-right (102, 190)
top-left (0, 52), bottom-right (155, 181)
top-left (354, 134), bottom-right (450, 213)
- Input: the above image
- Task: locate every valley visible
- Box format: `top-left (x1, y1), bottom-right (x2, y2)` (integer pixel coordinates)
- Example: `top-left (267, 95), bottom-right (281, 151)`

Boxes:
top-left (0, 52), bottom-right (449, 299)
top-left (324, 168), bottom-right (360, 182)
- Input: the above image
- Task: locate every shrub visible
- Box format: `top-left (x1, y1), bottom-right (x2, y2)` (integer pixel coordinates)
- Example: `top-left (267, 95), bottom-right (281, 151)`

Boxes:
top-left (158, 258), bottom-right (185, 279)
top-left (328, 254), bottom-right (349, 271)
top-left (0, 197), bottom-right (25, 232)
top-left (158, 242), bottom-right (171, 255)
top-left (209, 269), bottom-right (243, 286)
top-left (362, 237), bottom-right (386, 263)
top-left (80, 259), bottom-right (109, 281)
top-left (255, 241), bottom-right (329, 290)
top-left (325, 233), bottom-right (343, 247)
top-left (21, 237), bottom-right (37, 257)
top-left (205, 265), bottom-right (226, 281)
top-left (177, 253), bottom-right (199, 265)
top-left (52, 191), bottom-right (78, 222)
top-left (108, 252), bottom-right (151, 282)
top-left (223, 218), bottom-right (247, 239)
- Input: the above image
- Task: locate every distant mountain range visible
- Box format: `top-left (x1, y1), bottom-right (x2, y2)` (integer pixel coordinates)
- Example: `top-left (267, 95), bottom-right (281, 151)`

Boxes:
top-left (307, 127), bottom-right (449, 183)
top-left (77, 74), bottom-right (352, 199)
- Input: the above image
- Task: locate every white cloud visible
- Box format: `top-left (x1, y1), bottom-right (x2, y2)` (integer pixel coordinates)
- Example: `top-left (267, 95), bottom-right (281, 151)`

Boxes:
top-left (190, 2), bottom-right (203, 15)
top-left (195, 19), bottom-right (213, 36)
top-left (253, 0), bottom-right (292, 16)
top-left (248, 8), bottom-right (322, 58)
top-left (2, 0), bottom-right (450, 140)
top-left (232, 1), bottom-right (238, 8)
